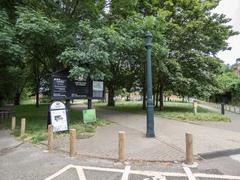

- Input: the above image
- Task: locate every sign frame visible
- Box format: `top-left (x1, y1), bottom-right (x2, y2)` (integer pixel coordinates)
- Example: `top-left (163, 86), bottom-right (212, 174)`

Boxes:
top-left (51, 70), bottom-right (105, 100)
top-left (48, 101), bottom-right (69, 132)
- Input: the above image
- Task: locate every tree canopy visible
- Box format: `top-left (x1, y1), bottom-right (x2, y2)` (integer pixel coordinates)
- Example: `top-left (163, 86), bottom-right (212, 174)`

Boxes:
top-left (0, 0), bottom-right (237, 107)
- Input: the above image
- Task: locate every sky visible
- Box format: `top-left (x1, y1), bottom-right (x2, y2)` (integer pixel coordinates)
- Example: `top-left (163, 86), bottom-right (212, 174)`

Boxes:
top-left (213, 0), bottom-right (240, 65)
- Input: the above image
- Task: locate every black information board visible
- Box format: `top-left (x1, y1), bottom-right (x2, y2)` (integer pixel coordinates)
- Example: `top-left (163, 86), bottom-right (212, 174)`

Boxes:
top-left (69, 77), bottom-right (89, 99)
top-left (51, 70), bottom-right (104, 100)
top-left (52, 76), bottom-right (68, 100)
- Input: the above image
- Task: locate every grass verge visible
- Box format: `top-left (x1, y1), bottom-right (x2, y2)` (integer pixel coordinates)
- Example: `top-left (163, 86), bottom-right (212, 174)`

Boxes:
top-left (95, 101), bottom-right (230, 122)
top-left (1, 104), bottom-right (110, 143)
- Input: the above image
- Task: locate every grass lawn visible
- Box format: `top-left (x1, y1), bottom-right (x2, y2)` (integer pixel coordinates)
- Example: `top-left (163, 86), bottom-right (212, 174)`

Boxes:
top-left (1, 104), bottom-right (110, 143)
top-left (94, 101), bottom-right (230, 122)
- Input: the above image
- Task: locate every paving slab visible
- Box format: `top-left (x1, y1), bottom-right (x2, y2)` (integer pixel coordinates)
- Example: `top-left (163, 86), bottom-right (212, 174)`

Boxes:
top-left (54, 123), bottom-right (184, 161)
top-left (96, 107), bottom-right (240, 154)
top-left (68, 104), bottom-right (240, 162)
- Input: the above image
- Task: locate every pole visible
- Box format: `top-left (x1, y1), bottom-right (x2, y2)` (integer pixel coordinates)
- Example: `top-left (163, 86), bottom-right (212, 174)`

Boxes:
top-left (145, 32), bottom-right (155, 138)
top-left (48, 125), bottom-right (53, 151)
top-left (87, 99), bottom-right (92, 109)
top-left (193, 101), bottom-right (198, 115)
top-left (11, 116), bottom-right (16, 131)
top-left (118, 131), bottom-right (126, 162)
top-left (186, 133), bottom-right (193, 165)
top-left (70, 129), bottom-right (77, 157)
top-left (221, 103), bottom-right (225, 115)
top-left (20, 118), bottom-right (26, 137)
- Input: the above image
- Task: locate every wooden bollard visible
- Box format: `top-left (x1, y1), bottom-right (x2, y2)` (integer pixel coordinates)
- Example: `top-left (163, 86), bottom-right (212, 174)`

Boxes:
top-left (70, 129), bottom-right (76, 157)
top-left (11, 116), bottom-right (16, 131)
top-left (193, 101), bottom-right (198, 114)
top-left (20, 118), bottom-right (26, 137)
top-left (48, 125), bottom-right (53, 151)
top-left (185, 133), bottom-right (193, 165)
top-left (118, 131), bottom-right (126, 162)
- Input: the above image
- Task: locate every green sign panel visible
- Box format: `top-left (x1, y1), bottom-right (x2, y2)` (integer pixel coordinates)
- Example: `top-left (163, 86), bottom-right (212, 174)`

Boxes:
top-left (82, 109), bottom-right (97, 123)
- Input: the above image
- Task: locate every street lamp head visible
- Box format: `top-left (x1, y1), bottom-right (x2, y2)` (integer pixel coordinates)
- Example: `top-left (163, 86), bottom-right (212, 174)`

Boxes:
top-left (145, 31), bottom-right (152, 48)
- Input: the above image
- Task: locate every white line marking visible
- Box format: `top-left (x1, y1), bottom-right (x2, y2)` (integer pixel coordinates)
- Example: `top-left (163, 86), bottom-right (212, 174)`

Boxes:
top-left (80, 165), bottom-right (124, 173)
top-left (44, 164), bottom-right (74, 180)
top-left (183, 167), bottom-right (196, 180)
top-left (143, 177), bottom-right (163, 180)
top-left (121, 166), bottom-right (131, 180)
top-left (130, 170), bottom-right (176, 179)
top-left (194, 173), bottom-right (240, 180)
top-left (76, 167), bottom-right (87, 180)
top-left (230, 154), bottom-right (240, 163)
top-left (45, 164), bottom-right (240, 180)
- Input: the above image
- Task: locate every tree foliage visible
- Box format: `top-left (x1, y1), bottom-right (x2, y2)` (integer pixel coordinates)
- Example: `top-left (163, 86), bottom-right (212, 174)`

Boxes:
top-left (0, 0), bottom-right (237, 108)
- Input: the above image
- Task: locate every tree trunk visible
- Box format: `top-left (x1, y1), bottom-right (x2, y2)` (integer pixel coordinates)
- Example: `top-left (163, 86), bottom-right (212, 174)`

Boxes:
top-left (153, 93), bottom-right (156, 107)
top-left (159, 84), bottom-right (164, 111)
top-left (107, 85), bottom-right (115, 106)
top-left (182, 96), bottom-right (185, 102)
top-left (126, 94), bottom-right (130, 101)
top-left (35, 77), bottom-right (40, 107)
top-left (155, 82), bottom-right (160, 108)
top-left (142, 87), bottom-right (146, 110)
top-left (14, 92), bottom-right (21, 105)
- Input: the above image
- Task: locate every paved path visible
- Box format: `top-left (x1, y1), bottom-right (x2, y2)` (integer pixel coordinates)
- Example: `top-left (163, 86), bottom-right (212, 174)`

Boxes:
top-left (61, 104), bottom-right (240, 162)
top-left (197, 104), bottom-right (240, 132)
top-left (0, 130), bottom-right (22, 152)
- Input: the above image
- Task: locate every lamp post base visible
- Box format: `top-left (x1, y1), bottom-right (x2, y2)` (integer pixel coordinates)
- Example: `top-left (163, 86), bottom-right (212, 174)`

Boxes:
top-left (146, 132), bottom-right (155, 138)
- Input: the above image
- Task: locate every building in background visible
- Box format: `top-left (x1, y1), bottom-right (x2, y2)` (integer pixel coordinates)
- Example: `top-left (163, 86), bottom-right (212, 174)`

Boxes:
top-left (232, 58), bottom-right (240, 77)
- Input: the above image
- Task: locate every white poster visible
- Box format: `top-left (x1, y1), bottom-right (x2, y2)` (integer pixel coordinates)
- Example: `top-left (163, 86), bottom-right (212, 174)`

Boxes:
top-left (93, 81), bottom-right (104, 91)
top-left (50, 109), bottom-right (68, 132)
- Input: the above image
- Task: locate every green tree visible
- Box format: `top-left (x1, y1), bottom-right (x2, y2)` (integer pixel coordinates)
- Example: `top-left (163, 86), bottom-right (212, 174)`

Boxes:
top-left (0, 10), bottom-right (24, 105)
top-left (135, 0), bottom-right (236, 110)
top-left (16, 7), bottom-right (65, 106)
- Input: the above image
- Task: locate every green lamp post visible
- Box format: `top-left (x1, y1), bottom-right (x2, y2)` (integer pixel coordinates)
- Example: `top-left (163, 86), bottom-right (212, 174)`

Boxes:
top-left (145, 32), bottom-right (155, 138)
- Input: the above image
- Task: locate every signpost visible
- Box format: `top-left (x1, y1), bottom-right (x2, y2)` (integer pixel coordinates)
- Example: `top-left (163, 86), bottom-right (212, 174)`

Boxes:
top-left (221, 103), bottom-right (225, 115)
top-left (49, 101), bottom-right (68, 132)
top-left (145, 32), bottom-right (155, 138)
